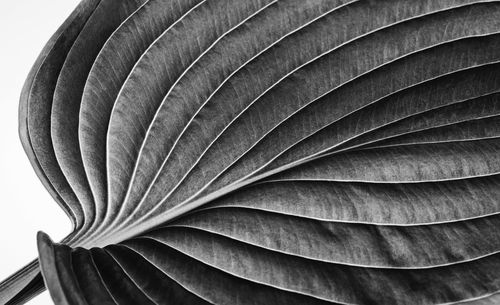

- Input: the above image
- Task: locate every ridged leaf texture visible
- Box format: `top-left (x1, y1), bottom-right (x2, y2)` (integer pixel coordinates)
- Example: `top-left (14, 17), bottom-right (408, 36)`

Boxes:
top-left (2, 0), bottom-right (500, 304)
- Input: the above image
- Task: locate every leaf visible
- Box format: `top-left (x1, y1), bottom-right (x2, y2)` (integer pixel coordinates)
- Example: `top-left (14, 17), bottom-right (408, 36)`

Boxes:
top-left (2, 0), bottom-right (500, 304)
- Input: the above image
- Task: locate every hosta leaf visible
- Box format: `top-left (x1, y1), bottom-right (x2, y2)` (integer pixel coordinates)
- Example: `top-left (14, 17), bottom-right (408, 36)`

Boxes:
top-left (2, 0), bottom-right (500, 304)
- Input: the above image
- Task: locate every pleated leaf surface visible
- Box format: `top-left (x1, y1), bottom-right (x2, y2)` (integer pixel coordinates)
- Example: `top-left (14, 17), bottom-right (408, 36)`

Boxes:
top-left (2, 0), bottom-right (500, 304)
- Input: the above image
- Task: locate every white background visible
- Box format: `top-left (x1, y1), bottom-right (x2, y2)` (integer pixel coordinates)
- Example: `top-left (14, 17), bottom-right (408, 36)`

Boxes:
top-left (0, 1), bottom-right (80, 304)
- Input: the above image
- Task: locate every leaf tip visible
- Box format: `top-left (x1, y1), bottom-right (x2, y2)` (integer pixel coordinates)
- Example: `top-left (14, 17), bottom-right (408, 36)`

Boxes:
top-left (36, 231), bottom-right (53, 251)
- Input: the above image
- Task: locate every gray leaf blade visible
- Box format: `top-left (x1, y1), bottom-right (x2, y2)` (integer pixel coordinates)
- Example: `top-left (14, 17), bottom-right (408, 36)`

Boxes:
top-left (4, 1), bottom-right (500, 304)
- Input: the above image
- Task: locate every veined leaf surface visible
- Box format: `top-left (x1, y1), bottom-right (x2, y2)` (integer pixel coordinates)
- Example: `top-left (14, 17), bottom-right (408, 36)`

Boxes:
top-left (2, 0), bottom-right (500, 304)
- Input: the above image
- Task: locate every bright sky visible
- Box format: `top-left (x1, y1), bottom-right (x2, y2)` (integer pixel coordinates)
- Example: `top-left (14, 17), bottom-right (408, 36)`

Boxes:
top-left (0, 1), bottom-right (80, 304)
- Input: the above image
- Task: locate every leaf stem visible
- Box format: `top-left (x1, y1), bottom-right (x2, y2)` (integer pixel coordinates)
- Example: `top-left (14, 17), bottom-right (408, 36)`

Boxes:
top-left (0, 259), bottom-right (44, 305)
